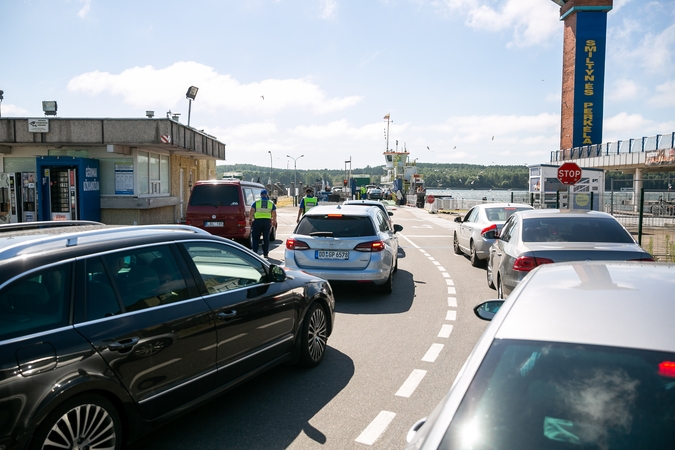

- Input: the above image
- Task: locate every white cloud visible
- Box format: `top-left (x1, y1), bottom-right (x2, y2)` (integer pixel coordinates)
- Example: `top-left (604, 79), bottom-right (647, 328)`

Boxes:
top-left (608, 78), bottom-right (643, 101)
top-left (603, 112), bottom-right (675, 137)
top-left (431, 0), bottom-right (561, 47)
top-left (289, 119), bottom-right (391, 140)
top-left (319, 0), bottom-right (337, 19)
top-left (413, 113), bottom-right (559, 137)
top-left (650, 79), bottom-right (675, 107)
top-left (67, 61), bottom-right (362, 115)
top-left (78, 0), bottom-right (91, 18)
top-left (545, 92), bottom-right (562, 103)
top-left (0, 104), bottom-right (29, 116)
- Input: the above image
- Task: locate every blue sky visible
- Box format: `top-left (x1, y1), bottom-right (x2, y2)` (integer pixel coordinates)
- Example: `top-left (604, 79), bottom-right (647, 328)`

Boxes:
top-left (2, 0), bottom-right (674, 170)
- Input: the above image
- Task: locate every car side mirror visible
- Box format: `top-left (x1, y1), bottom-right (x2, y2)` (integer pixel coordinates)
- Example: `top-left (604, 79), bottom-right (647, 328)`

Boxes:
top-left (474, 300), bottom-right (504, 321)
top-left (394, 224), bottom-right (403, 233)
top-left (454, 216), bottom-right (462, 223)
top-left (269, 265), bottom-right (287, 282)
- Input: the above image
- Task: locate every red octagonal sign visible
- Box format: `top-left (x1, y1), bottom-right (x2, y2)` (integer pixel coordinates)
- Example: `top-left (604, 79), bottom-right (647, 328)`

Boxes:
top-left (557, 162), bottom-right (582, 185)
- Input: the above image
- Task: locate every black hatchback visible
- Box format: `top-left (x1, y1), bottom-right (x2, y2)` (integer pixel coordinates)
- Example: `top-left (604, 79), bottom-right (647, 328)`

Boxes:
top-left (0, 223), bottom-right (335, 450)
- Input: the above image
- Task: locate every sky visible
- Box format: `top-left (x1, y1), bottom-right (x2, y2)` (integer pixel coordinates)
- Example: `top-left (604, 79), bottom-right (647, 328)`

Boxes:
top-left (2, 0), bottom-right (674, 171)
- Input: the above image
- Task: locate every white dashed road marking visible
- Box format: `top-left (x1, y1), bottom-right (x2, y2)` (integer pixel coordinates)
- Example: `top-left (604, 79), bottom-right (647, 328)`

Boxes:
top-left (438, 324), bottom-right (454, 338)
top-left (448, 297), bottom-right (457, 307)
top-left (355, 411), bottom-right (397, 445)
top-left (422, 343), bottom-right (444, 362)
top-left (395, 369), bottom-right (427, 398)
top-left (446, 310), bottom-right (457, 321)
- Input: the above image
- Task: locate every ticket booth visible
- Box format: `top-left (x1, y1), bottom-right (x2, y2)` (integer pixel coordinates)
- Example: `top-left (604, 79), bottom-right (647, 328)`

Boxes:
top-left (36, 156), bottom-right (101, 222)
top-left (529, 164), bottom-right (605, 210)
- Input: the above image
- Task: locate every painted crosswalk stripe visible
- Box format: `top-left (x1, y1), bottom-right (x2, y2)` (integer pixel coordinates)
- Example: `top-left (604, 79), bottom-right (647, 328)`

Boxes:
top-left (438, 324), bottom-right (454, 338)
top-left (395, 369), bottom-right (427, 397)
top-left (422, 343), bottom-right (444, 362)
top-left (355, 411), bottom-right (397, 445)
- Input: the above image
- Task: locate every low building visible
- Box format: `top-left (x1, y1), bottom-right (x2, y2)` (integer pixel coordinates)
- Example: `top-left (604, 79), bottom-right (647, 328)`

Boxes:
top-left (0, 117), bottom-right (225, 225)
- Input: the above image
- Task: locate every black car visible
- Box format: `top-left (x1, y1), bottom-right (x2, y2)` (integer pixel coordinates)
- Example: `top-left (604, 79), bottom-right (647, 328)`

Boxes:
top-left (0, 223), bottom-right (335, 450)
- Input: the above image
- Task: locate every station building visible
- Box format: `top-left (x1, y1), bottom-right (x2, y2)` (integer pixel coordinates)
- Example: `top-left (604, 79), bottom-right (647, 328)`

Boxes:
top-left (0, 116), bottom-right (224, 225)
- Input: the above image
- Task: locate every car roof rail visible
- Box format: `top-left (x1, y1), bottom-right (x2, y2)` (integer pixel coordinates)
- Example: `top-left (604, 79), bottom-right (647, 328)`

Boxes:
top-left (0, 224), bottom-right (211, 259)
top-left (0, 220), bottom-right (104, 232)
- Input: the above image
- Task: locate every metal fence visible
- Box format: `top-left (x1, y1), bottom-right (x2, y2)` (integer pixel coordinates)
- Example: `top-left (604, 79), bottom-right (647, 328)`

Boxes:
top-left (550, 132), bottom-right (675, 162)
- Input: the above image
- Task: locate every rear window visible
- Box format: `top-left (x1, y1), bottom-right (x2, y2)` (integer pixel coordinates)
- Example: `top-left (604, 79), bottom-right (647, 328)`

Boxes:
top-left (485, 207), bottom-right (531, 222)
top-left (189, 185), bottom-right (240, 207)
top-left (522, 217), bottom-right (634, 243)
top-left (441, 339), bottom-right (675, 449)
top-left (296, 215), bottom-right (376, 238)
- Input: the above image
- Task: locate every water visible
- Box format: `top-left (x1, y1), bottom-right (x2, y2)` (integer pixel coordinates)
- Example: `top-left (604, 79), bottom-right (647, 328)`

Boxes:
top-left (426, 189), bottom-right (527, 202)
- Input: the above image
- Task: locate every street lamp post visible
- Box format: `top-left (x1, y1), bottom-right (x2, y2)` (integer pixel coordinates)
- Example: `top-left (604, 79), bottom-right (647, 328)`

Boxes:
top-left (287, 154), bottom-right (304, 206)
top-left (268, 151), bottom-right (273, 185)
top-left (185, 86), bottom-right (198, 127)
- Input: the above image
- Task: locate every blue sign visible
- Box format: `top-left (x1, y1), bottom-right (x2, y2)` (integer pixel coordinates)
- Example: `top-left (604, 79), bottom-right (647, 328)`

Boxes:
top-left (573, 12), bottom-right (607, 148)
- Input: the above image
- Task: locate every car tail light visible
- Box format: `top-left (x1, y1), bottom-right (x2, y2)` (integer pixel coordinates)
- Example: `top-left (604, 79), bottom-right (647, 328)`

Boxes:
top-left (237, 220), bottom-right (246, 228)
top-left (481, 224), bottom-right (498, 237)
top-left (354, 240), bottom-right (385, 252)
top-left (327, 214), bottom-right (343, 218)
top-left (512, 256), bottom-right (554, 272)
top-left (659, 361), bottom-right (675, 378)
top-left (286, 239), bottom-right (310, 250)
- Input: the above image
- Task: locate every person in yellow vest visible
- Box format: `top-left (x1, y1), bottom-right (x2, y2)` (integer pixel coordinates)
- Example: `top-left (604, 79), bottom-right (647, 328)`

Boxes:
top-left (297, 187), bottom-right (318, 223)
top-left (360, 185), bottom-right (367, 199)
top-left (249, 189), bottom-right (277, 258)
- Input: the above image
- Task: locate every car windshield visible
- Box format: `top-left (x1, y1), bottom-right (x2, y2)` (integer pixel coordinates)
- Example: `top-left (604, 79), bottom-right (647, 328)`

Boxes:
top-left (485, 207), bottom-right (531, 222)
top-left (440, 339), bottom-right (675, 449)
top-left (521, 217), bottom-right (635, 243)
top-left (189, 185), bottom-right (239, 206)
top-left (296, 215), bottom-right (375, 238)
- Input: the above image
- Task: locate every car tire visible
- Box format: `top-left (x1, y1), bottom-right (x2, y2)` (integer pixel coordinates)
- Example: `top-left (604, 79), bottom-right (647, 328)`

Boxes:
top-left (497, 275), bottom-right (504, 299)
top-left (453, 232), bottom-right (462, 255)
top-left (378, 269), bottom-right (394, 294)
top-left (30, 394), bottom-right (122, 450)
top-left (393, 256), bottom-right (398, 273)
top-left (486, 258), bottom-right (495, 289)
top-left (469, 241), bottom-right (483, 267)
top-left (298, 302), bottom-right (328, 367)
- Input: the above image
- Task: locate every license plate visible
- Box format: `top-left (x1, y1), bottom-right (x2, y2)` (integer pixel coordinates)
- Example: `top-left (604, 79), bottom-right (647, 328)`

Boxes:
top-left (316, 250), bottom-right (349, 260)
top-left (204, 221), bottom-right (224, 227)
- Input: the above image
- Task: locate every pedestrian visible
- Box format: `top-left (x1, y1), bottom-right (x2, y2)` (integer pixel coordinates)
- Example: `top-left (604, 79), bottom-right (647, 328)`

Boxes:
top-left (297, 187), bottom-right (318, 223)
top-left (396, 189), bottom-right (404, 206)
top-left (249, 189), bottom-right (277, 258)
top-left (360, 185), bottom-right (367, 199)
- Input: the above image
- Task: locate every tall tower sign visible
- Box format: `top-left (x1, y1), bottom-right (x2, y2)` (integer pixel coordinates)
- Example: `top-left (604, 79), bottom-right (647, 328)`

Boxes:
top-left (552, 0), bottom-right (613, 151)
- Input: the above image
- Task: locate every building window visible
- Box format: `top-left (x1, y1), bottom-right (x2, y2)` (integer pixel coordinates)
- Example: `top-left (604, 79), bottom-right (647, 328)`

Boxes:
top-left (138, 151), bottom-right (170, 196)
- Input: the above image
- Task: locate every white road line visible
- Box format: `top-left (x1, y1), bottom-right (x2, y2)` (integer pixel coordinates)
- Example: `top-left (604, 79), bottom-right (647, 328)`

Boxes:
top-left (398, 233), bottom-right (420, 248)
top-left (446, 310), bottom-right (457, 321)
top-left (437, 265), bottom-right (446, 271)
top-left (422, 343), bottom-right (444, 362)
top-left (432, 261), bottom-right (441, 266)
top-left (427, 256), bottom-right (436, 261)
top-left (448, 297), bottom-right (457, 307)
top-left (441, 272), bottom-right (450, 278)
top-left (355, 411), bottom-right (397, 445)
top-left (395, 369), bottom-right (427, 398)
top-left (438, 324), bottom-right (454, 338)
top-left (446, 279), bottom-right (454, 286)
top-left (447, 285), bottom-right (456, 293)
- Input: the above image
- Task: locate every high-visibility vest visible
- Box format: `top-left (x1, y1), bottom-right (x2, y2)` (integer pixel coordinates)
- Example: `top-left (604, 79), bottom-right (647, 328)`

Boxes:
top-left (302, 196), bottom-right (318, 214)
top-left (253, 199), bottom-right (274, 219)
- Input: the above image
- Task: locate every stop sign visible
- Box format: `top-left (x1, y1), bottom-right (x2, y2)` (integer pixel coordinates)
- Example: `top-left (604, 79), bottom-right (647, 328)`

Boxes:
top-left (426, 194), bottom-right (435, 204)
top-left (557, 162), bottom-right (582, 185)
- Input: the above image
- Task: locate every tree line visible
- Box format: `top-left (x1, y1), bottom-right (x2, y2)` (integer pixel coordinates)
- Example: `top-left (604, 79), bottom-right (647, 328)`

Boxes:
top-left (216, 163), bottom-right (675, 191)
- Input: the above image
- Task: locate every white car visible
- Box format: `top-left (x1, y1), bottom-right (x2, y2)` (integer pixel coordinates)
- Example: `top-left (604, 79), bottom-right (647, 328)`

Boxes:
top-left (284, 204), bottom-right (402, 293)
top-left (406, 261), bottom-right (675, 449)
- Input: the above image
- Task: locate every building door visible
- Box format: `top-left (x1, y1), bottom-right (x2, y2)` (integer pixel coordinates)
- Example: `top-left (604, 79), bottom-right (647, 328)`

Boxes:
top-left (179, 168), bottom-right (185, 221)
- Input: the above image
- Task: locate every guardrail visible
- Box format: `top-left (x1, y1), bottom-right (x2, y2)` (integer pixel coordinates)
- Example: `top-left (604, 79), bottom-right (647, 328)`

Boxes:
top-left (550, 132), bottom-right (675, 162)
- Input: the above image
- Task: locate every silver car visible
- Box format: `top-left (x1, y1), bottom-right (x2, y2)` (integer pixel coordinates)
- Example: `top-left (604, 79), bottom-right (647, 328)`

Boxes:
top-left (487, 209), bottom-right (654, 298)
top-left (453, 203), bottom-right (533, 267)
top-left (284, 204), bottom-right (402, 293)
top-left (406, 261), bottom-right (675, 449)
top-left (343, 199), bottom-right (394, 227)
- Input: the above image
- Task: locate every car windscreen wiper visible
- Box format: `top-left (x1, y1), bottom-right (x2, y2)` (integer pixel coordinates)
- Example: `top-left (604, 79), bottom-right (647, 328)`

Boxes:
top-left (309, 231), bottom-right (334, 237)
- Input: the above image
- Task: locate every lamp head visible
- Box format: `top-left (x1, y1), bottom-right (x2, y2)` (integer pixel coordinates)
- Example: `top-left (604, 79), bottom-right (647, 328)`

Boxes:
top-left (186, 86), bottom-right (199, 100)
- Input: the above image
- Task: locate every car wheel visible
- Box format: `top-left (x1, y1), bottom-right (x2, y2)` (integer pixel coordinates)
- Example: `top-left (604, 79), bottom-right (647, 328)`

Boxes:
top-left (497, 275), bottom-right (504, 299)
top-left (30, 394), bottom-right (122, 450)
top-left (378, 269), bottom-right (394, 294)
top-left (298, 302), bottom-right (328, 367)
top-left (453, 232), bottom-right (462, 255)
top-left (486, 258), bottom-right (495, 289)
top-left (469, 241), bottom-right (483, 267)
top-left (393, 256), bottom-right (398, 273)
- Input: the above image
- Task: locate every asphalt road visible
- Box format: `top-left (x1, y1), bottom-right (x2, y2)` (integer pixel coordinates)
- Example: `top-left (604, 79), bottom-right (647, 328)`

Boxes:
top-left (128, 204), bottom-right (497, 450)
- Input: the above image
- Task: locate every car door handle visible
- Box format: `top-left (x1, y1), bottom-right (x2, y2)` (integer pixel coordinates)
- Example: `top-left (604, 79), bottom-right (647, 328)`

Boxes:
top-left (217, 311), bottom-right (237, 320)
top-left (108, 336), bottom-right (139, 351)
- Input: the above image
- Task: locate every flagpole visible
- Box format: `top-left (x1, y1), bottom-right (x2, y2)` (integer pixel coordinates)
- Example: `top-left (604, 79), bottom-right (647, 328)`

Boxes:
top-left (384, 113), bottom-right (390, 152)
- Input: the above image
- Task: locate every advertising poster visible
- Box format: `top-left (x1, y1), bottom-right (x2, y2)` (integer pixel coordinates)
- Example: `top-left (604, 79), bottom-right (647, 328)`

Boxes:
top-left (115, 163), bottom-right (134, 195)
